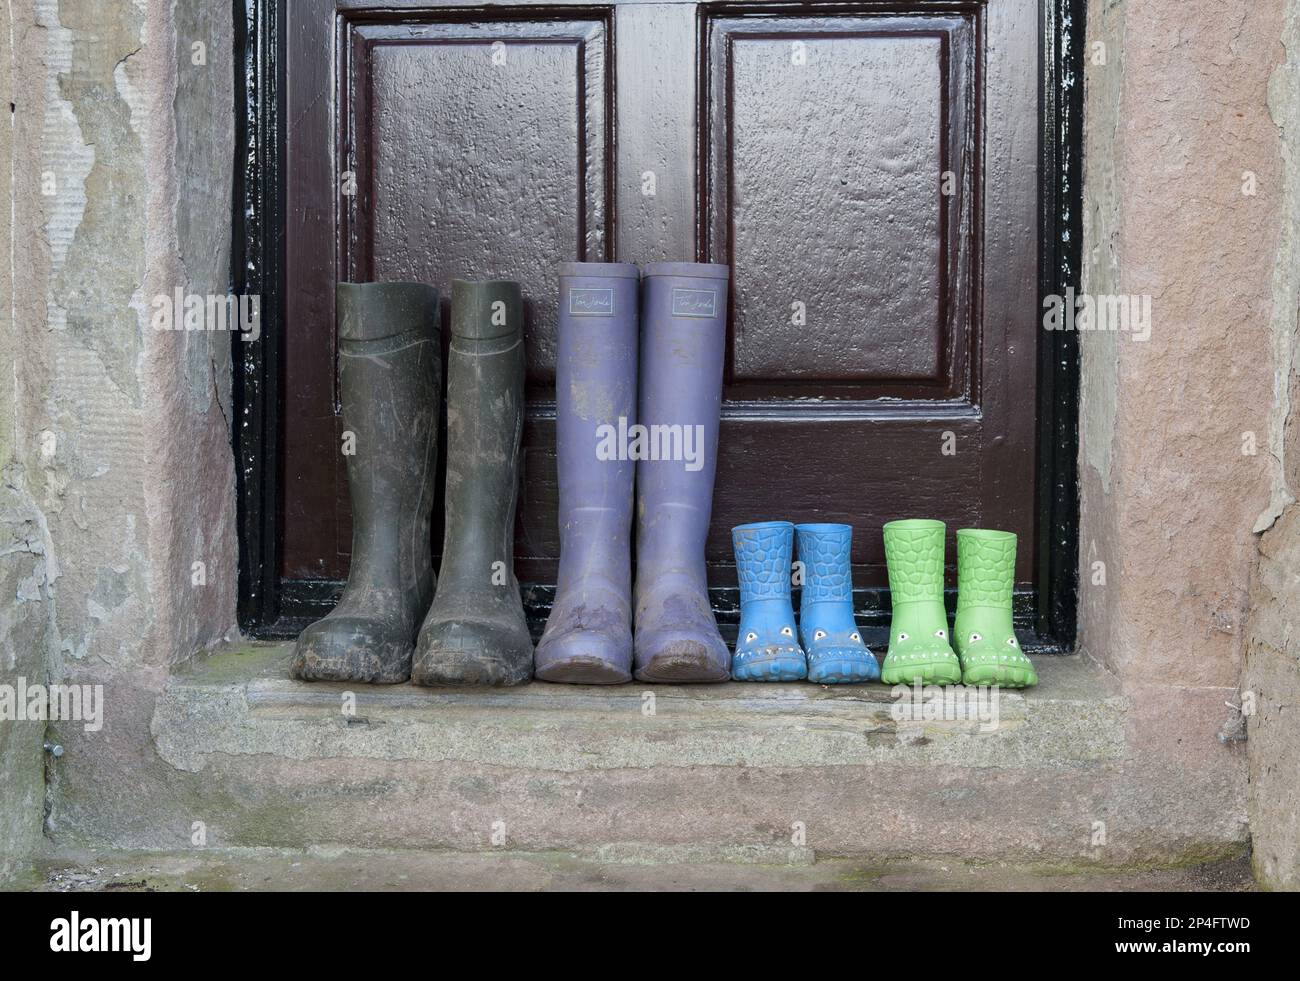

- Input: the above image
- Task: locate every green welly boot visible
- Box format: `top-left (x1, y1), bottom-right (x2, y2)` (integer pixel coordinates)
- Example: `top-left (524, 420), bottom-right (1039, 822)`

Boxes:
top-left (955, 529), bottom-right (1037, 688)
top-left (880, 519), bottom-right (962, 685)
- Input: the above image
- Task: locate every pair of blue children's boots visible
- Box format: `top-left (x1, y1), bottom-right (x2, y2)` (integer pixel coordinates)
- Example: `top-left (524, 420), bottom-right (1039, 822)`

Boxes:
top-left (730, 521), bottom-right (880, 684)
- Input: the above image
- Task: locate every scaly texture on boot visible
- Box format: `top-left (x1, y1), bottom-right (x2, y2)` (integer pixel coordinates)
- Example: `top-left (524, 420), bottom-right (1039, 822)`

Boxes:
top-left (879, 519), bottom-right (962, 685)
top-left (633, 263), bottom-right (731, 683)
top-left (731, 522), bottom-right (806, 681)
top-left (955, 529), bottom-right (1036, 688)
top-left (535, 263), bottom-right (640, 684)
top-left (795, 523), bottom-right (879, 684)
top-left (292, 282), bottom-right (441, 684)
top-left (413, 281), bottom-right (533, 687)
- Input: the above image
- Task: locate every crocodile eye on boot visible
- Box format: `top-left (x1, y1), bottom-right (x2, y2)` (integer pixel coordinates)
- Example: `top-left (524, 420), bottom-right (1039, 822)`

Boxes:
top-left (632, 263), bottom-right (731, 683)
top-left (534, 263), bottom-right (640, 684)
top-left (291, 282), bottom-right (441, 685)
top-left (412, 280), bottom-right (534, 687)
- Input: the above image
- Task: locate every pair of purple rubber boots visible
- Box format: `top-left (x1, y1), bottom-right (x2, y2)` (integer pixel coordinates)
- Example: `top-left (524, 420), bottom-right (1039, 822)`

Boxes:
top-left (535, 262), bottom-right (731, 685)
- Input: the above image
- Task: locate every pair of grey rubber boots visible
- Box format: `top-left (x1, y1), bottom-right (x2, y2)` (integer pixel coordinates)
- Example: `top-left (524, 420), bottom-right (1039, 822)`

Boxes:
top-left (291, 280), bottom-right (532, 687)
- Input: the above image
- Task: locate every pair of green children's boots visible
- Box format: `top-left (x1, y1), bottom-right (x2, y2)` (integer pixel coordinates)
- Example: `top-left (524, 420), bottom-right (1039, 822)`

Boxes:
top-left (880, 519), bottom-right (1037, 689)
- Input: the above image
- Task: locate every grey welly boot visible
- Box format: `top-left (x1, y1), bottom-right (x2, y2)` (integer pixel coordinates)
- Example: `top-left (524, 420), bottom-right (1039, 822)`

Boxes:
top-left (412, 280), bottom-right (534, 687)
top-left (291, 282), bottom-right (441, 684)
top-left (534, 262), bottom-right (640, 684)
top-left (632, 263), bottom-right (731, 683)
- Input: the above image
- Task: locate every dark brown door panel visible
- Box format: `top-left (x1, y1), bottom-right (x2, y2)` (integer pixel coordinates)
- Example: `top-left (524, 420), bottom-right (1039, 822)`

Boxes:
top-left (345, 15), bottom-right (612, 383)
top-left (707, 14), bottom-right (976, 397)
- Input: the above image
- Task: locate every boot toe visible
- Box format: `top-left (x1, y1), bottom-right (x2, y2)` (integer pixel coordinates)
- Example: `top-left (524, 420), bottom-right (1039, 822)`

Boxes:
top-left (806, 645), bottom-right (880, 684)
top-left (959, 645), bottom-right (1037, 688)
top-left (880, 644), bottom-right (962, 686)
top-left (534, 611), bottom-right (633, 684)
top-left (634, 629), bottom-right (730, 683)
top-left (413, 618), bottom-right (534, 687)
top-left (731, 644), bottom-right (807, 682)
top-left (534, 632), bottom-right (632, 684)
top-left (291, 616), bottom-right (413, 684)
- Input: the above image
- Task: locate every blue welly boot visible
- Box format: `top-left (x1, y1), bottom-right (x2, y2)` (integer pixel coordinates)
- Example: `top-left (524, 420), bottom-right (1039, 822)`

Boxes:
top-left (731, 521), bottom-right (807, 681)
top-left (795, 524), bottom-right (880, 684)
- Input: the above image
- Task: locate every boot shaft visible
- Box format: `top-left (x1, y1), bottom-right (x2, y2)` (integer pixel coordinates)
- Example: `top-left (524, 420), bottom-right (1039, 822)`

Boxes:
top-left (883, 518), bottom-right (947, 606)
top-left (440, 280), bottom-right (525, 585)
top-left (635, 262), bottom-right (729, 573)
top-left (795, 522), bottom-right (854, 616)
top-left (556, 262), bottom-right (640, 552)
top-left (337, 281), bottom-right (442, 457)
top-left (732, 521), bottom-right (794, 605)
top-left (955, 528), bottom-right (1016, 611)
top-left (336, 282), bottom-right (441, 592)
top-left (553, 258), bottom-right (644, 589)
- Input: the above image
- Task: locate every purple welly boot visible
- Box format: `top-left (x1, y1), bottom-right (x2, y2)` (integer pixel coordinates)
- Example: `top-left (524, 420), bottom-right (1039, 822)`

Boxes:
top-left (535, 263), bottom-right (640, 684)
top-left (633, 263), bottom-right (731, 683)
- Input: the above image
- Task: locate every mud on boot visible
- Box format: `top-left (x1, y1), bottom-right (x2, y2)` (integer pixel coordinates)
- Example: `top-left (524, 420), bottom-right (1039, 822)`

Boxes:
top-left (291, 283), bottom-right (441, 685)
top-left (731, 521), bottom-right (806, 681)
top-left (879, 519), bottom-right (962, 686)
top-left (955, 528), bottom-right (1037, 688)
top-left (412, 280), bottom-right (533, 687)
top-left (795, 523), bottom-right (879, 684)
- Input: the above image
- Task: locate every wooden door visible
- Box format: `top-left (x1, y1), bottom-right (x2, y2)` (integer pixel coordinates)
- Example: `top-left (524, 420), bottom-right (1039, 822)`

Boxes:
top-left (280, 0), bottom-right (1041, 635)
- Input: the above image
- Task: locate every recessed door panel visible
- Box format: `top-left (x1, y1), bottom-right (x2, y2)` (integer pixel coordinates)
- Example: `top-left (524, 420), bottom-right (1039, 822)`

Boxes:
top-left (348, 18), bottom-right (610, 384)
top-left (716, 23), bottom-right (961, 388)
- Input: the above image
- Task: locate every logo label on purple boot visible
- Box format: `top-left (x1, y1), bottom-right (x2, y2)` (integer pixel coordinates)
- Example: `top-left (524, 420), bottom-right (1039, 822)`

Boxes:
top-left (568, 288), bottom-right (615, 317)
top-left (672, 288), bottom-right (718, 319)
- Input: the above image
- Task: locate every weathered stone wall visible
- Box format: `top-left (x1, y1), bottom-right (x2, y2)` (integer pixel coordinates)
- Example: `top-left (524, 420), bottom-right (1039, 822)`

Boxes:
top-left (1246, 0), bottom-right (1300, 893)
top-left (1080, 0), bottom-right (1293, 863)
top-left (1, 0), bottom-right (59, 886)
top-left (0, 0), bottom-right (237, 878)
top-left (1080, 0), bottom-right (1284, 690)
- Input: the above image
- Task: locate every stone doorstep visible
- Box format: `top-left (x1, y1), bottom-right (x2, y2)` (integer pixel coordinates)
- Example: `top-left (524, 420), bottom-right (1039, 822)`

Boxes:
top-left (153, 643), bottom-right (1128, 774)
top-left (25, 848), bottom-right (1258, 892)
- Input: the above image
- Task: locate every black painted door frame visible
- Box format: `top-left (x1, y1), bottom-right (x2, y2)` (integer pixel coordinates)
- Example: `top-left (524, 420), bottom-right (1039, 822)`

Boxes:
top-left (231, 0), bottom-right (1084, 652)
